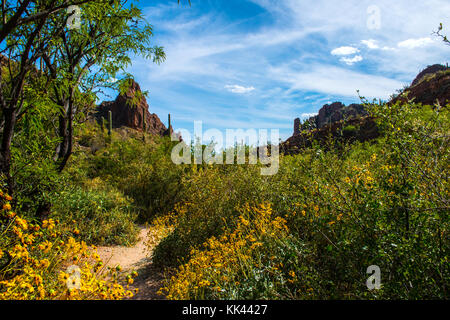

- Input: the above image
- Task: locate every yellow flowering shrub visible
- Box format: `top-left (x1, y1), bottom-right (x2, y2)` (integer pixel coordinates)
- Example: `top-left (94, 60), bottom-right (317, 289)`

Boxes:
top-left (150, 102), bottom-right (448, 300)
top-left (0, 189), bottom-right (136, 300)
top-left (159, 203), bottom-right (294, 300)
top-left (146, 202), bottom-right (189, 250)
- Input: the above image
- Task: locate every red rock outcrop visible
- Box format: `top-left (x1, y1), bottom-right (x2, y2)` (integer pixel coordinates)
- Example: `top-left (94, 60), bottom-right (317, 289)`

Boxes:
top-left (96, 80), bottom-right (169, 136)
top-left (392, 66), bottom-right (450, 106)
top-left (282, 116), bottom-right (379, 155)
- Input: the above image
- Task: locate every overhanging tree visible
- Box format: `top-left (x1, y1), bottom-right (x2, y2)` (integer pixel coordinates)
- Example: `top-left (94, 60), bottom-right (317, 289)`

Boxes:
top-left (0, 0), bottom-right (95, 43)
top-left (41, 0), bottom-right (165, 172)
top-left (0, 0), bottom-right (167, 192)
top-left (0, 1), bottom-right (61, 193)
top-left (0, 0), bottom-right (110, 193)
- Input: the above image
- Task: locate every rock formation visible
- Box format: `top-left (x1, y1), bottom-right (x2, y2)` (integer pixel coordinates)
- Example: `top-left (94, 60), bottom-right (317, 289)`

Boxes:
top-left (96, 80), bottom-right (170, 137)
top-left (293, 118), bottom-right (301, 136)
top-left (392, 64), bottom-right (450, 106)
top-left (315, 102), bottom-right (366, 130)
top-left (282, 116), bottom-right (379, 155)
top-left (411, 64), bottom-right (448, 86)
top-left (294, 102), bottom-right (366, 136)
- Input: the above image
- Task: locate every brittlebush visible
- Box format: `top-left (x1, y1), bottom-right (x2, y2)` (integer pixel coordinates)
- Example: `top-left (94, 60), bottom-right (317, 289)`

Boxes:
top-left (0, 189), bottom-right (136, 300)
top-left (155, 102), bottom-right (449, 299)
top-left (159, 203), bottom-right (294, 300)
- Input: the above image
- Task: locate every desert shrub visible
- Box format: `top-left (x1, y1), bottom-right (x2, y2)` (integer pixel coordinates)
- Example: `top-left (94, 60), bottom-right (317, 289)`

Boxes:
top-left (159, 203), bottom-right (298, 299)
top-left (0, 189), bottom-right (137, 300)
top-left (342, 124), bottom-right (357, 135)
top-left (75, 121), bottom-right (108, 153)
top-left (50, 184), bottom-right (139, 246)
top-left (118, 139), bottom-right (189, 221)
top-left (70, 125), bottom-right (188, 221)
top-left (10, 121), bottom-right (140, 247)
top-left (155, 101), bottom-right (449, 299)
top-left (152, 163), bottom-right (270, 268)
top-left (10, 120), bottom-right (62, 219)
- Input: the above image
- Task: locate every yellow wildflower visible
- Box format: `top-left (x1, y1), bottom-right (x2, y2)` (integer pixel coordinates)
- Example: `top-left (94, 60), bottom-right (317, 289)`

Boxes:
top-left (15, 217), bottom-right (28, 230)
top-left (39, 241), bottom-right (52, 253)
top-left (42, 219), bottom-right (56, 230)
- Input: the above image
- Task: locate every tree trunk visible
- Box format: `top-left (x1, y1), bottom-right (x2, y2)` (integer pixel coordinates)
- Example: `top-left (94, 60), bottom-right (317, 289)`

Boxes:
top-left (0, 107), bottom-right (16, 194)
top-left (55, 93), bottom-right (74, 172)
top-left (57, 116), bottom-right (73, 172)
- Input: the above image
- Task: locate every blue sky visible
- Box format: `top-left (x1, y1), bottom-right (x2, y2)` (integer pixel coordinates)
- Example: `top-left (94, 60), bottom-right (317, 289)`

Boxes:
top-left (120, 0), bottom-right (450, 141)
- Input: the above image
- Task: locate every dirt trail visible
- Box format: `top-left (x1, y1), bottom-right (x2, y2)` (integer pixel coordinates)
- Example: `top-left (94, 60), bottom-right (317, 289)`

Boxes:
top-left (97, 226), bottom-right (165, 300)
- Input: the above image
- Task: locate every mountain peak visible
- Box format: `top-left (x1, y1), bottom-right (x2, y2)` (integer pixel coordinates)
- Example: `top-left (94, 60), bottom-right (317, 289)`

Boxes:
top-left (96, 80), bottom-right (168, 136)
top-left (411, 64), bottom-right (448, 86)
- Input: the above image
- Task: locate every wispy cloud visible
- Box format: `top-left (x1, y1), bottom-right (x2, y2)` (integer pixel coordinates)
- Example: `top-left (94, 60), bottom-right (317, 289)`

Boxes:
top-left (225, 85), bottom-right (256, 94)
top-left (397, 37), bottom-right (435, 49)
top-left (340, 55), bottom-right (364, 65)
top-left (331, 46), bottom-right (360, 56)
top-left (270, 64), bottom-right (403, 99)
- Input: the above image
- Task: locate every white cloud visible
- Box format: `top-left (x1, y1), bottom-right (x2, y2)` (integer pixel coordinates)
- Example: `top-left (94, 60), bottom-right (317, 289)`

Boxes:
top-left (361, 40), bottom-right (397, 51)
top-left (340, 55), bottom-right (363, 65)
top-left (270, 64), bottom-right (403, 99)
top-left (361, 39), bottom-right (379, 49)
top-left (225, 85), bottom-right (256, 94)
top-left (397, 37), bottom-right (435, 49)
top-left (331, 46), bottom-right (360, 56)
top-left (301, 113), bottom-right (317, 119)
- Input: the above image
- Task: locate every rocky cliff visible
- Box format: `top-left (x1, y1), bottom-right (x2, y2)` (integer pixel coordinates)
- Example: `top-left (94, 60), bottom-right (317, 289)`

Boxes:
top-left (283, 116), bottom-right (379, 155)
top-left (294, 102), bottom-right (366, 135)
top-left (95, 80), bottom-right (171, 137)
top-left (391, 64), bottom-right (450, 106)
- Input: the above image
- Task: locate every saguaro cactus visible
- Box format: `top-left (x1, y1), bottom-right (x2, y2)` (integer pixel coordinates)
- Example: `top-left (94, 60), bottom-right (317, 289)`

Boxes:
top-left (108, 110), bottom-right (112, 136)
top-left (168, 113), bottom-right (172, 134)
top-left (143, 110), bottom-right (146, 132)
top-left (142, 110), bottom-right (146, 142)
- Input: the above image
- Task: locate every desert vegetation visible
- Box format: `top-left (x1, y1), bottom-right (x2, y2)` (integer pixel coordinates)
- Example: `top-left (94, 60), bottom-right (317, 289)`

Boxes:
top-left (0, 1), bottom-right (449, 300)
top-left (151, 101), bottom-right (449, 299)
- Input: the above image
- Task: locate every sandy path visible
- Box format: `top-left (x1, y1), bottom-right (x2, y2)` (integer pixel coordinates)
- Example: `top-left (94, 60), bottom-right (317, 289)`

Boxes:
top-left (97, 226), bottom-right (165, 300)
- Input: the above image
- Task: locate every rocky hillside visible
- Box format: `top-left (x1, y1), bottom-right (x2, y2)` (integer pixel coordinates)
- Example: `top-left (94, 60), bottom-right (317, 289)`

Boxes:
top-left (283, 116), bottom-right (379, 155)
top-left (294, 102), bottom-right (366, 134)
top-left (95, 80), bottom-right (172, 137)
top-left (283, 64), bottom-right (450, 154)
top-left (411, 64), bottom-right (448, 86)
top-left (391, 64), bottom-right (450, 106)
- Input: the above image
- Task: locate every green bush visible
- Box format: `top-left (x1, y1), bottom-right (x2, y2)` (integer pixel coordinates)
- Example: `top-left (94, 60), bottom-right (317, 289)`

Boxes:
top-left (11, 122), bottom-right (62, 219)
top-left (152, 164), bottom-right (268, 267)
top-left (50, 184), bottom-right (139, 246)
top-left (71, 125), bottom-right (188, 221)
top-left (342, 124), bottom-right (357, 135)
top-left (154, 101), bottom-right (449, 299)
